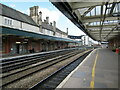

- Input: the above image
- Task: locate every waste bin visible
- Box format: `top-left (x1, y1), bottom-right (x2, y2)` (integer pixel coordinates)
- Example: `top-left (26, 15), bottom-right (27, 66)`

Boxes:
top-left (116, 48), bottom-right (120, 55)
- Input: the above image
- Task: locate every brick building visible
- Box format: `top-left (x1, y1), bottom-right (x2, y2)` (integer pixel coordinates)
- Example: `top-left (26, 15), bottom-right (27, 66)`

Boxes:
top-left (0, 4), bottom-right (79, 56)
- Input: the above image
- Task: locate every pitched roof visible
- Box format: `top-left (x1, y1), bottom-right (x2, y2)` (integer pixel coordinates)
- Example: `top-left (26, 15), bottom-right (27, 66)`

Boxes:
top-left (0, 3), bottom-right (38, 26)
top-left (56, 28), bottom-right (67, 35)
top-left (42, 22), bottom-right (53, 30)
top-left (0, 3), bottom-right (67, 35)
top-left (42, 22), bottom-right (67, 35)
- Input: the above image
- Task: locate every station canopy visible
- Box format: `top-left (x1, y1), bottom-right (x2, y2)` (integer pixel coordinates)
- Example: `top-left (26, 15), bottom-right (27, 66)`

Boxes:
top-left (51, 0), bottom-right (120, 42)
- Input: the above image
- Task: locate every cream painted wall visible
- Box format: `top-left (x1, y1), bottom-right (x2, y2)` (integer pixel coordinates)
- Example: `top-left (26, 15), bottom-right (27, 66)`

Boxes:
top-left (1, 15), bottom-right (40, 34)
top-left (0, 15), bottom-right (69, 39)
top-left (62, 34), bottom-right (67, 38)
top-left (0, 16), bottom-right (2, 26)
top-left (22, 22), bottom-right (39, 33)
top-left (12, 19), bottom-right (21, 29)
top-left (1, 16), bottom-right (13, 28)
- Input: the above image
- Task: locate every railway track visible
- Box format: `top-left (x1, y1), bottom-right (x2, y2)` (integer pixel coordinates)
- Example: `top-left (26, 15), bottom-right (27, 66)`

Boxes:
top-left (0, 49), bottom-right (77, 73)
top-left (29, 51), bottom-right (91, 89)
top-left (1, 49), bottom-right (84, 88)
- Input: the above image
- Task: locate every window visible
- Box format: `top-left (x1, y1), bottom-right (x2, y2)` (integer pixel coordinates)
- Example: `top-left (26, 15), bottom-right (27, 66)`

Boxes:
top-left (5, 19), bottom-right (7, 24)
top-left (4, 18), bottom-right (12, 26)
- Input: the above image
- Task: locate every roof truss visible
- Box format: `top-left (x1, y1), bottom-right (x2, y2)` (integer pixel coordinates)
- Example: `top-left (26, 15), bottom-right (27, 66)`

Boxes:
top-left (51, 0), bottom-right (120, 42)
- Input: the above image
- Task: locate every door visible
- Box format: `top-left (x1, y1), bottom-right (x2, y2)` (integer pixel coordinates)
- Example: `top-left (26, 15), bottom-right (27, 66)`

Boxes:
top-left (16, 44), bottom-right (20, 54)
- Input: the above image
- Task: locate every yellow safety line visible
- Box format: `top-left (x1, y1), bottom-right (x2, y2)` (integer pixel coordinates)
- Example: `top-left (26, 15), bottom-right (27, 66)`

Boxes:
top-left (90, 51), bottom-right (98, 89)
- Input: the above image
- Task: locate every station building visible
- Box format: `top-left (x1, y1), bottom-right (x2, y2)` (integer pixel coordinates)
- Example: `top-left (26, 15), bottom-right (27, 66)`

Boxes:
top-left (0, 4), bottom-right (79, 56)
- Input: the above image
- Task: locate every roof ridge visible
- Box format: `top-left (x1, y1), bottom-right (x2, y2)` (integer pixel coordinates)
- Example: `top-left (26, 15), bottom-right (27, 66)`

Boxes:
top-left (0, 3), bottom-right (38, 26)
top-left (0, 3), bottom-right (29, 17)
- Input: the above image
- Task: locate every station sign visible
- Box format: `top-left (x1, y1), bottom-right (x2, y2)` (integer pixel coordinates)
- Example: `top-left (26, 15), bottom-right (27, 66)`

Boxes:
top-left (68, 35), bottom-right (82, 39)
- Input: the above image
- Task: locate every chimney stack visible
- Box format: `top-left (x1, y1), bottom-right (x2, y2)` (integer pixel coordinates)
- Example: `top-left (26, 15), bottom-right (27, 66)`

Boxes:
top-left (53, 21), bottom-right (56, 35)
top-left (46, 17), bottom-right (49, 24)
top-left (39, 11), bottom-right (42, 21)
top-left (30, 6), bottom-right (39, 23)
top-left (30, 7), bottom-right (33, 17)
top-left (39, 11), bottom-right (42, 25)
top-left (50, 22), bottom-right (52, 26)
top-left (44, 19), bottom-right (46, 23)
top-left (39, 11), bottom-right (42, 33)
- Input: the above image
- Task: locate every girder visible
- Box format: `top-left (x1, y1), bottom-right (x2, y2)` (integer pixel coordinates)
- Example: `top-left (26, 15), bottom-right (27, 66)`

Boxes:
top-left (50, 1), bottom-right (120, 42)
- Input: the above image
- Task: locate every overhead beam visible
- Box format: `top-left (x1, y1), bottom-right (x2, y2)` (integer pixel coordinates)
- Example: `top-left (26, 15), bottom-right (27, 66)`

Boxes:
top-left (93, 33), bottom-right (118, 34)
top-left (95, 34), bottom-right (119, 36)
top-left (89, 30), bottom-right (118, 33)
top-left (88, 27), bottom-right (118, 30)
top-left (71, 2), bottom-right (104, 10)
top-left (87, 24), bottom-right (117, 28)
top-left (82, 6), bottom-right (95, 17)
top-left (100, 4), bottom-right (104, 41)
top-left (50, 1), bottom-right (120, 42)
top-left (74, 9), bottom-right (82, 20)
top-left (104, 25), bottom-right (118, 39)
top-left (109, 2), bottom-right (117, 15)
top-left (83, 16), bottom-right (118, 23)
top-left (90, 32), bottom-right (118, 34)
top-left (88, 28), bottom-right (115, 31)
top-left (99, 1), bottom-right (110, 41)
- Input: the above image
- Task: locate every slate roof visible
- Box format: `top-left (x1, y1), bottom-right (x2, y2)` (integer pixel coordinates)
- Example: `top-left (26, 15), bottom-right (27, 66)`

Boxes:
top-left (0, 3), bottom-right (38, 26)
top-left (42, 22), bottom-right (67, 35)
top-left (42, 22), bottom-right (53, 30)
top-left (0, 3), bottom-right (67, 35)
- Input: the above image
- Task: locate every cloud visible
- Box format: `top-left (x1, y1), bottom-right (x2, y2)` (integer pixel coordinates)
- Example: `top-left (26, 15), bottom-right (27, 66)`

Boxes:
top-left (9, 4), bottom-right (16, 8)
top-left (26, 9), bottom-right (30, 15)
top-left (38, 6), bottom-right (62, 23)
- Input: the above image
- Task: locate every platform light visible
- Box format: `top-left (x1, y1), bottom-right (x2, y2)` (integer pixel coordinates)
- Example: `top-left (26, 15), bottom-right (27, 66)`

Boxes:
top-left (16, 42), bottom-right (21, 44)
top-left (23, 42), bottom-right (28, 44)
top-left (24, 39), bottom-right (28, 41)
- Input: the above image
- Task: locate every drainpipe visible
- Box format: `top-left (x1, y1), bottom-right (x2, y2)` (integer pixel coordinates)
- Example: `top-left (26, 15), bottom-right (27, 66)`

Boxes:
top-left (53, 21), bottom-right (56, 36)
top-left (39, 11), bottom-right (42, 33)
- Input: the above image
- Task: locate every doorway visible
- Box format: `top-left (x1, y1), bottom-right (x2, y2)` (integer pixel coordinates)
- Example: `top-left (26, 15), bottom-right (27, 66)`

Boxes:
top-left (16, 44), bottom-right (20, 54)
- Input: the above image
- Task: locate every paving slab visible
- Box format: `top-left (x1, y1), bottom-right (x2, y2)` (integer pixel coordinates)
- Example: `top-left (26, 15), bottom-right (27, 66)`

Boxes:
top-left (57, 48), bottom-right (119, 89)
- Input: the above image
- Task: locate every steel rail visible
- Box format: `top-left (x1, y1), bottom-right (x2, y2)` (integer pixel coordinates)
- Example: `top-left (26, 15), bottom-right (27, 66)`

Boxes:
top-left (1, 50), bottom-right (82, 87)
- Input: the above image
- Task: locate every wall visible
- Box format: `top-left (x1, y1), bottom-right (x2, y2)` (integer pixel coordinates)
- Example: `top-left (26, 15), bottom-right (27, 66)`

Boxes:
top-left (0, 15), bottom-right (68, 39)
top-left (108, 37), bottom-right (120, 50)
top-left (55, 32), bottom-right (62, 37)
top-left (0, 15), bottom-right (2, 26)
top-left (0, 16), bottom-right (40, 34)
top-left (42, 28), bottom-right (54, 36)
top-left (22, 22), bottom-right (39, 33)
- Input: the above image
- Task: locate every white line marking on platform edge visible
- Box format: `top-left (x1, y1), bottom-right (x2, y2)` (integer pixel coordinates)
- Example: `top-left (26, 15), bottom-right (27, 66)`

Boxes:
top-left (56, 49), bottom-right (97, 89)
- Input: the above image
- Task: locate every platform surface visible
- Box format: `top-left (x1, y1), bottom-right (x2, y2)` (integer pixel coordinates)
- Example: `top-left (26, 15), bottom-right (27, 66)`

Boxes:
top-left (57, 48), bottom-right (119, 88)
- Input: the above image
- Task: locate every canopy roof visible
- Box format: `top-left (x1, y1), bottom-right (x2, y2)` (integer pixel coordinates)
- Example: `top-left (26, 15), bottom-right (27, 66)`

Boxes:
top-left (51, 0), bottom-right (120, 42)
top-left (1, 27), bottom-right (79, 43)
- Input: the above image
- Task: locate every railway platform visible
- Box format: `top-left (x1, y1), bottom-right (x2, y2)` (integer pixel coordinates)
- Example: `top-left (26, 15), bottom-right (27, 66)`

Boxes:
top-left (57, 48), bottom-right (119, 88)
top-left (0, 48), bottom-right (79, 61)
